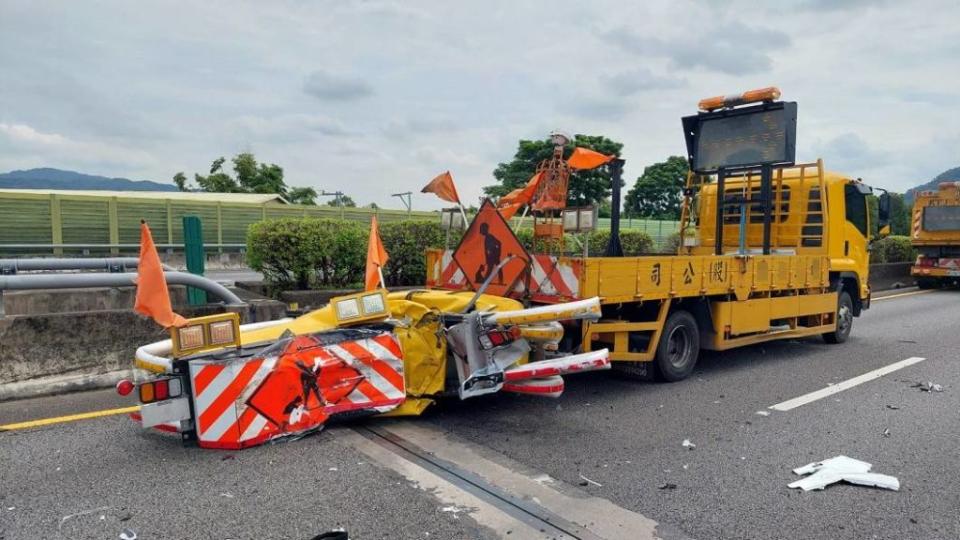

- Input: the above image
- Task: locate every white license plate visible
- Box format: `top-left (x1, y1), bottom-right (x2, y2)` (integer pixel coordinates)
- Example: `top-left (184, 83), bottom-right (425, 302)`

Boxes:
top-left (140, 397), bottom-right (191, 429)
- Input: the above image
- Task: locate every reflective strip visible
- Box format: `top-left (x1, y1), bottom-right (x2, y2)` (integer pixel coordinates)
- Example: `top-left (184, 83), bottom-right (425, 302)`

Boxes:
top-left (327, 344), bottom-right (405, 400)
top-left (240, 413), bottom-right (268, 442)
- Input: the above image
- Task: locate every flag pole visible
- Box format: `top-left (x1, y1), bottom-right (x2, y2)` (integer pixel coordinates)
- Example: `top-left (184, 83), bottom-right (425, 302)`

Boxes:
top-left (514, 205), bottom-right (530, 231)
top-left (457, 203), bottom-right (469, 227)
top-left (378, 266), bottom-right (386, 290)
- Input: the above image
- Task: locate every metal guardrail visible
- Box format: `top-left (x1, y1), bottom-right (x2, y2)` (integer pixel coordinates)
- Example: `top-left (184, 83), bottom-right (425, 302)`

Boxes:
top-left (0, 270), bottom-right (246, 317)
top-left (0, 243), bottom-right (246, 250)
top-left (0, 257), bottom-right (172, 274)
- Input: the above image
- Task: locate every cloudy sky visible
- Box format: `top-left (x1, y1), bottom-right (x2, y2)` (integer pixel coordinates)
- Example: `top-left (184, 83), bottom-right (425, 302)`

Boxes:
top-left (1, 0), bottom-right (957, 209)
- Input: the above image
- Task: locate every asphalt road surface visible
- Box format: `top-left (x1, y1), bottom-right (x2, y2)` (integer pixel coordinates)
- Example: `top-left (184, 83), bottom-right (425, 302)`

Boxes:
top-left (2, 288), bottom-right (959, 540)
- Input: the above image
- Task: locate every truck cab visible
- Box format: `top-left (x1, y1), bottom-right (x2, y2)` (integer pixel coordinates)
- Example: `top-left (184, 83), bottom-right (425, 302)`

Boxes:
top-left (688, 161), bottom-right (875, 316)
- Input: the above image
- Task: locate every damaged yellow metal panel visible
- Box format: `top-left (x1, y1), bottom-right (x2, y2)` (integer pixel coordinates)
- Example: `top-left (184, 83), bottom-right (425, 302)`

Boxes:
top-left (380, 298), bottom-right (446, 417)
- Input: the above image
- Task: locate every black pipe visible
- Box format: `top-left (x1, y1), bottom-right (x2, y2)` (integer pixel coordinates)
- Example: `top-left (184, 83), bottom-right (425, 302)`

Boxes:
top-left (605, 159), bottom-right (625, 257)
top-left (715, 169), bottom-right (726, 255)
top-left (761, 164), bottom-right (773, 255)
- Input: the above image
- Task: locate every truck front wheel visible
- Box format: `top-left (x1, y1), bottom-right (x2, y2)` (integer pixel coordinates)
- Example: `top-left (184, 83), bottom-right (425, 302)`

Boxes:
top-left (823, 291), bottom-right (853, 344)
top-left (654, 310), bottom-right (700, 382)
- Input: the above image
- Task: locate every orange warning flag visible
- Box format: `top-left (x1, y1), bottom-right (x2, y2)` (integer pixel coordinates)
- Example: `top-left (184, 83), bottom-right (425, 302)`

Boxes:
top-left (134, 221), bottom-right (186, 328)
top-left (567, 147), bottom-right (615, 170)
top-left (497, 171), bottom-right (545, 220)
top-left (421, 171), bottom-right (461, 204)
top-left (365, 215), bottom-right (389, 291)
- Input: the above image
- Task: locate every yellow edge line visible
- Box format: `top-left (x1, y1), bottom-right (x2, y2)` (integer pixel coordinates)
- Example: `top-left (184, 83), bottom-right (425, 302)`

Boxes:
top-left (873, 289), bottom-right (934, 302)
top-left (0, 405), bottom-right (141, 431)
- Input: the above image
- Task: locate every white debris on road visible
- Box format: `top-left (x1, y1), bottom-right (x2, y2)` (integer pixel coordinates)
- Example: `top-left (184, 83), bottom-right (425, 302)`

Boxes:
top-left (682, 439), bottom-right (696, 450)
top-left (788, 455), bottom-right (899, 492)
top-left (755, 411), bottom-right (770, 417)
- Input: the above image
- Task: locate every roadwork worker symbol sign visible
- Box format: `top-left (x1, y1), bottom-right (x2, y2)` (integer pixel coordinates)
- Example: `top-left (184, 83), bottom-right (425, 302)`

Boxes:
top-left (453, 199), bottom-right (531, 297)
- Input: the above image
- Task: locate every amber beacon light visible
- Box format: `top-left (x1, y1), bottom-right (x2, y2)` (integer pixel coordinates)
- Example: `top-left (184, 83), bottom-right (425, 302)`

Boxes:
top-left (698, 87), bottom-right (782, 111)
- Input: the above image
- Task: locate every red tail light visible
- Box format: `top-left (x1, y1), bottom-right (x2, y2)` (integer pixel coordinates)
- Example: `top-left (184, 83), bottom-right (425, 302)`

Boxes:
top-left (918, 257), bottom-right (936, 267)
top-left (116, 379), bottom-right (135, 396)
top-left (478, 325), bottom-right (521, 350)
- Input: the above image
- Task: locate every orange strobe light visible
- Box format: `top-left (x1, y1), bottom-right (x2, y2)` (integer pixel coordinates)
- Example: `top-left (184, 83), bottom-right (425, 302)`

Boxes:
top-left (698, 87), bottom-right (781, 111)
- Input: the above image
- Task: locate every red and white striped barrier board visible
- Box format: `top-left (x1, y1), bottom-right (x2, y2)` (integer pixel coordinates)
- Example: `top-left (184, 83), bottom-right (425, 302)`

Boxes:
top-left (502, 376), bottom-right (565, 398)
top-left (503, 349), bottom-right (610, 382)
top-left (189, 331), bottom-right (405, 449)
top-left (429, 249), bottom-right (581, 303)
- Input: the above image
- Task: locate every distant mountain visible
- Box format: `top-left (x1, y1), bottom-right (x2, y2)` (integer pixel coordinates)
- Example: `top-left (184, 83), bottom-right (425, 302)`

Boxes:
top-left (0, 168), bottom-right (177, 192)
top-left (906, 165), bottom-right (960, 203)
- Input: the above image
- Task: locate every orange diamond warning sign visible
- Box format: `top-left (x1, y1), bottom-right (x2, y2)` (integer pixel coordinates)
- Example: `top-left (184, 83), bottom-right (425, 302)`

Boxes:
top-left (453, 200), bottom-right (530, 297)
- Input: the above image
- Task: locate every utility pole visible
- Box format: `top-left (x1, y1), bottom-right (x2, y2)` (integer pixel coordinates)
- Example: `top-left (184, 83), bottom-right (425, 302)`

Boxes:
top-left (391, 191), bottom-right (412, 215)
top-left (319, 190), bottom-right (345, 218)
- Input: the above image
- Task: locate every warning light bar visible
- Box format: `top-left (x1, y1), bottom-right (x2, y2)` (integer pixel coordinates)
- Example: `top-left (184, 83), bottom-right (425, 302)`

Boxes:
top-left (170, 312), bottom-right (241, 358)
top-left (698, 87), bottom-right (781, 111)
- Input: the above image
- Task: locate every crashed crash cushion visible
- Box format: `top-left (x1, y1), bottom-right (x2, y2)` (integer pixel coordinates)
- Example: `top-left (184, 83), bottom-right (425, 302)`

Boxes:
top-left (189, 329), bottom-right (406, 449)
top-left (381, 298), bottom-right (446, 416)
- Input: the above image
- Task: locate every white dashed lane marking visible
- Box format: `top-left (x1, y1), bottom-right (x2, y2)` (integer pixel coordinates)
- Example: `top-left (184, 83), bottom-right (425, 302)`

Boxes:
top-left (769, 357), bottom-right (927, 412)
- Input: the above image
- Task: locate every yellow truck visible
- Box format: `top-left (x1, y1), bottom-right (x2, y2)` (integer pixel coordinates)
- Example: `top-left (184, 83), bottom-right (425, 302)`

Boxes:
top-left (910, 181), bottom-right (960, 288)
top-left (428, 88), bottom-right (891, 381)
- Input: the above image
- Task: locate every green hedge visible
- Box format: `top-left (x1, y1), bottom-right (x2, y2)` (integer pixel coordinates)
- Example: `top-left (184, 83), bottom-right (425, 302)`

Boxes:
top-left (871, 235), bottom-right (915, 264)
top-left (247, 218), bottom-right (456, 291)
top-left (248, 218), bottom-right (655, 291)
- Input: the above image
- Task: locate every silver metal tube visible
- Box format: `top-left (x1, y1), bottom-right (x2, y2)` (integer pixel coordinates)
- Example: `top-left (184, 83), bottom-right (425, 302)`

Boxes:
top-left (0, 271), bottom-right (245, 306)
top-left (0, 243), bottom-right (245, 249)
top-left (0, 257), bottom-right (173, 272)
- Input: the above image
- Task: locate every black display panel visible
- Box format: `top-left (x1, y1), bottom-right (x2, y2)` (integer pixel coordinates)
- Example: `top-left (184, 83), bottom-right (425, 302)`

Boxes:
top-left (683, 102), bottom-right (797, 173)
top-left (923, 205), bottom-right (960, 232)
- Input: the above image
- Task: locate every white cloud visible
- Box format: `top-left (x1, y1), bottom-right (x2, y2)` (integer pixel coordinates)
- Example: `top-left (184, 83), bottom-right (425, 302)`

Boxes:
top-left (0, 0), bottom-right (957, 206)
top-left (303, 70), bottom-right (374, 101)
top-left (0, 122), bottom-right (155, 172)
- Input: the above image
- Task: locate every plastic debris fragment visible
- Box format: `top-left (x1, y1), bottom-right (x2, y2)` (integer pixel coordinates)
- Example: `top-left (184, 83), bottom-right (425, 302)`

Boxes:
top-left (788, 455), bottom-right (899, 491)
top-left (682, 439), bottom-right (696, 450)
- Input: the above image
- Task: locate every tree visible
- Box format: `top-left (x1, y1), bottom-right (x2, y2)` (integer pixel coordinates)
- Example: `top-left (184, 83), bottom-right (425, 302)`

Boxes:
top-left (287, 186), bottom-right (318, 205)
top-left (180, 153), bottom-right (316, 204)
top-left (484, 134), bottom-right (624, 207)
top-left (867, 191), bottom-right (911, 236)
top-left (624, 156), bottom-right (689, 220)
top-left (173, 172), bottom-right (188, 191)
top-left (327, 194), bottom-right (357, 207)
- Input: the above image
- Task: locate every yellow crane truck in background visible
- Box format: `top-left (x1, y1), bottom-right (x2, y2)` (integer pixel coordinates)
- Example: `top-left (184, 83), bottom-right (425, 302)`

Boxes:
top-left (429, 88), bottom-right (892, 381)
top-left (910, 180), bottom-right (960, 288)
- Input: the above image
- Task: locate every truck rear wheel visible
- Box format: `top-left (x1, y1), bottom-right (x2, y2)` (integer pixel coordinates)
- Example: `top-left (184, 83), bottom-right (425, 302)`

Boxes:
top-left (917, 277), bottom-right (940, 289)
top-left (653, 310), bottom-right (700, 382)
top-left (823, 291), bottom-right (853, 344)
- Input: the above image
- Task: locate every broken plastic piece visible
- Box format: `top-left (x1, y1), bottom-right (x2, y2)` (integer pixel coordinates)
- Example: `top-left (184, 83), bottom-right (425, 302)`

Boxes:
top-left (682, 439), bottom-right (696, 450)
top-left (788, 455), bottom-right (899, 491)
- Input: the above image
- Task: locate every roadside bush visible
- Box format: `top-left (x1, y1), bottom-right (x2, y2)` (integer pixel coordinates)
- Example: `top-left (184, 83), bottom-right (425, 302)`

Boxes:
top-left (871, 235), bottom-right (915, 264)
top-left (587, 230), bottom-right (654, 256)
top-left (379, 221), bottom-right (448, 286)
top-left (247, 218), bottom-right (451, 291)
top-left (662, 232), bottom-right (681, 254)
top-left (246, 218), bottom-right (316, 290)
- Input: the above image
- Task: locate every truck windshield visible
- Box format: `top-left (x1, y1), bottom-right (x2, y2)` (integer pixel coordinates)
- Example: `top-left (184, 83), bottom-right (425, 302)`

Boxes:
top-left (923, 206), bottom-right (960, 231)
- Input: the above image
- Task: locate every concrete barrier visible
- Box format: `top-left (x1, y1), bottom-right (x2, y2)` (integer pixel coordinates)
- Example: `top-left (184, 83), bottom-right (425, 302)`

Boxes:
top-left (0, 292), bottom-right (286, 401)
top-left (869, 262), bottom-right (914, 292)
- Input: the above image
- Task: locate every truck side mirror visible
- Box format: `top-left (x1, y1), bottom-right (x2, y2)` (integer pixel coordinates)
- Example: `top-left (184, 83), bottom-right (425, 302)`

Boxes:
top-left (877, 191), bottom-right (891, 238)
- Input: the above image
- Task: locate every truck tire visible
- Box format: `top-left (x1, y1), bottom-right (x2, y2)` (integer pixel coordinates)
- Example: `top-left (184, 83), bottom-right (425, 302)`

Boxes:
top-left (823, 291), bottom-right (853, 344)
top-left (653, 310), bottom-right (700, 382)
top-left (917, 277), bottom-right (939, 289)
